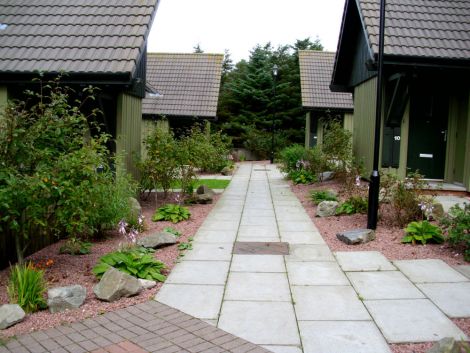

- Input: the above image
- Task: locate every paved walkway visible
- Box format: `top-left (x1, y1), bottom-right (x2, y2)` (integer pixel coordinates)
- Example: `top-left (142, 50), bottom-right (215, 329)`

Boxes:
top-left (156, 163), bottom-right (470, 353)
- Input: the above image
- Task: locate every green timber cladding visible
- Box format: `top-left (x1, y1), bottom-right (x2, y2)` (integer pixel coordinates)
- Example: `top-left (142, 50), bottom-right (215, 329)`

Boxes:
top-left (331, 0), bottom-right (470, 191)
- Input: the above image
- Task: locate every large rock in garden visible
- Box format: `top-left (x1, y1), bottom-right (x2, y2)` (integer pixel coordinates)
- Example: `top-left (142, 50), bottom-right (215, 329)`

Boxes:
top-left (138, 279), bottom-right (157, 289)
top-left (427, 337), bottom-right (461, 353)
top-left (431, 202), bottom-right (444, 220)
top-left (197, 184), bottom-right (215, 196)
top-left (47, 285), bottom-right (86, 313)
top-left (93, 267), bottom-right (141, 302)
top-left (337, 229), bottom-right (376, 245)
top-left (128, 197), bottom-right (142, 219)
top-left (193, 185), bottom-right (214, 204)
top-left (221, 166), bottom-right (234, 176)
top-left (137, 231), bottom-right (177, 249)
top-left (0, 304), bottom-right (25, 329)
top-left (316, 201), bottom-right (339, 217)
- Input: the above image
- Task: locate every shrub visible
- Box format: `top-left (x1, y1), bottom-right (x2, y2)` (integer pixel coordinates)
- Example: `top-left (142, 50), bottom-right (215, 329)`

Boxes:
top-left (288, 169), bottom-right (317, 184)
top-left (336, 196), bottom-right (368, 215)
top-left (279, 145), bottom-right (307, 173)
top-left (59, 237), bottom-right (92, 255)
top-left (322, 119), bottom-right (353, 175)
top-left (7, 263), bottom-right (47, 313)
top-left (310, 190), bottom-right (338, 205)
top-left (440, 203), bottom-right (470, 261)
top-left (152, 204), bottom-right (191, 223)
top-left (304, 146), bottom-right (329, 180)
top-left (402, 220), bottom-right (444, 245)
top-left (92, 247), bottom-right (166, 282)
top-left (243, 126), bottom-right (289, 160)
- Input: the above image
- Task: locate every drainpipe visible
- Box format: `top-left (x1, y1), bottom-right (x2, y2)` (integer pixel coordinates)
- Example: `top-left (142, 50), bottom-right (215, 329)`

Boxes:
top-left (367, 0), bottom-right (386, 229)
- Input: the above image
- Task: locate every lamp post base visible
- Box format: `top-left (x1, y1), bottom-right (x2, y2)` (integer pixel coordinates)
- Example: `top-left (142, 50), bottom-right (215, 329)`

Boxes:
top-left (367, 170), bottom-right (380, 230)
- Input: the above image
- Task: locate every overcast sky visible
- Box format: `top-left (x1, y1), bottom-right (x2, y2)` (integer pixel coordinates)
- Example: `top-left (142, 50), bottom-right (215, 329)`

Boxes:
top-left (147, 0), bottom-right (346, 63)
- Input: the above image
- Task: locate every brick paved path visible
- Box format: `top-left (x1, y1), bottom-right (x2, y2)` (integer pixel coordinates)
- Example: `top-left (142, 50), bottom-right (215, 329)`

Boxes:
top-left (0, 301), bottom-right (270, 353)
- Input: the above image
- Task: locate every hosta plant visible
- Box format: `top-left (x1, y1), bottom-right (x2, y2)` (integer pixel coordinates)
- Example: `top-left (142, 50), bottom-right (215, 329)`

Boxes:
top-left (336, 196), bottom-right (368, 215)
top-left (152, 204), bottom-right (191, 223)
top-left (402, 220), bottom-right (444, 245)
top-left (92, 247), bottom-right (166, 282)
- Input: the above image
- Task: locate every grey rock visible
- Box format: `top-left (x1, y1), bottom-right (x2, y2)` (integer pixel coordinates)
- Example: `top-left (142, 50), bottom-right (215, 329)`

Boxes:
top-left (432, 202), bottom-right (445, 220)
top-left (0, 304), bottom-right (25, 329)
top-left (137, 231), bottom-right (177, 248)
top-left (221, 166), bottom-right (234, 176)
top-left (128, 197), bottom-right (142, 220)
top-left (47, 285), bottom-right (86, 313)
top-left (194, 193), bottom-right (213, 204)
top-left (316, 201), bottom-right (339, 217)
top-left (196, 184), bottom-right (214, 195)
top-left (337, 228), bottom-right (376, 245)
top-left (427, 337), bottom-right (460, 353)
top-left (138, 278), bottom-right (157, 289)
top-left (93, 267), bottom-right (141, 302)
top-left (319, 171), bottom-right (334, 181)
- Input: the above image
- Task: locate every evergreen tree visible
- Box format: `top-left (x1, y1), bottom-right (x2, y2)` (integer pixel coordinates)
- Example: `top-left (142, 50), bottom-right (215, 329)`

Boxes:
top-left (193, 44), bottom-right (204, 53)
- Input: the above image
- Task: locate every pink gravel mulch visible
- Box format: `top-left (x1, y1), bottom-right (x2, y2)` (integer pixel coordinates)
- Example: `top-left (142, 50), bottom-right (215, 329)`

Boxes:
top-left (0, 192), bottom-right (219, 340)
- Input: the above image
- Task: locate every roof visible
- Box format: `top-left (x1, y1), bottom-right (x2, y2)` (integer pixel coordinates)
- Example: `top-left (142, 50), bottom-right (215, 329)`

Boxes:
top-left (142, 53), bottom-right (224, 118)
top-left (0, 0), bottom-right (159, 78)
top-left (359, 0), bottom-right (470, 60)
top-left (299, 51), bottom-right (353, 111)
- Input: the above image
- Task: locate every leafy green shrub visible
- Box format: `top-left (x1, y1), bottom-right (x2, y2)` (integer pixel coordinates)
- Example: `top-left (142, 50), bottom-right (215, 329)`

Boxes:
top-left (402, 220), bottom-right (444, 245)
top-left (152, 204), bottom-right (191, 223)
top-left (304, 146), bottom-right (329, 180)
top-left (310, 190), bottom-right (338, 205)
top-left (336, 196), bottom-right (368, 215)
top-left (288, 169), bottom-right (317, 184)
top-left (92, 247), bottom-right (166, 282)
top-left (440, 203), bottom-right (470, 261)
top-left (7, 263), bottom-right (47, 313)
top-left (59, 237), bottom-right (92, 255)
top-left (279, 145), bottom-right (307, 173)
top-left (242, 126), bottom-right (289, 160)
top-left (322, 119), bottom-right (353, 173)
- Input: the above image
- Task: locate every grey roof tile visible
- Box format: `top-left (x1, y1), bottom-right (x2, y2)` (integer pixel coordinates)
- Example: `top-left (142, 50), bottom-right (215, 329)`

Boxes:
top-left (142, 53), bottom-right (224, 118)
top-left (0, 0), bottom-right (158, 76)
top-left (358, 0), bottom-right (470, 60)
top-left (299, 51), bottom-right (354, 110)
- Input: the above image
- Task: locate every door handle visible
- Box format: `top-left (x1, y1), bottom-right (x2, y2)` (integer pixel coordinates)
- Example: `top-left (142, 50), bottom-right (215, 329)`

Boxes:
top-left (441, 130), bottom-right (447, 142)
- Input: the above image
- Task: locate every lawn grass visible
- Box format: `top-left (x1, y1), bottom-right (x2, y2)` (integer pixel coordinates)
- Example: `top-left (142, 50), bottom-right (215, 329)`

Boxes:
top-left (170, 179), bottom-right (230, 190)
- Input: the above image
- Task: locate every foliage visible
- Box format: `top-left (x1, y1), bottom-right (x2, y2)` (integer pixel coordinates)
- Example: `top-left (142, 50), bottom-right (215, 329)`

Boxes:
top-left (59, 237), bottom-right (92, 255)
top-left (163, 227), bottom-right (182, 237)
top-left (310, 190), bottom-right (338, 205)
top-left (216, 38), bottom-right (323, 147)
top-left (0, 78), bottom-right (136, 263)
top-left (336, 196), bottom-right (368, 215)
top-left (304, 146), bottom-right (330, 179)
top-left (402, 220), bottom-right (444, 245)
top-left (288, 169), bottom-right (317, 184)
top-left (152, 204), bottom-right (191, 223)
top-left (92, 247), bottom-right (166, 282)
top-left (242, 125), bottom-right (289, 160)
top-left (7, 263), bottom-right (47, 313)
top-left (279, 144), bottom-right (307, 173)
top-left (178, 242), bottom-right (193, 251)
top-left (194, 179), bottom-right (230, 189)
top-left (440, 203), bottom-right (470, 261)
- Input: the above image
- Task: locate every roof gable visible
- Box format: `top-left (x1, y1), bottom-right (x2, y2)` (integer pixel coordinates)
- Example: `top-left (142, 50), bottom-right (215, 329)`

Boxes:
top-left (143, 53), bottom-right (224, 118)
top-left (0, 0), bottom-right (159, 78)
top-left (299, 51), bottom-right (353, 111)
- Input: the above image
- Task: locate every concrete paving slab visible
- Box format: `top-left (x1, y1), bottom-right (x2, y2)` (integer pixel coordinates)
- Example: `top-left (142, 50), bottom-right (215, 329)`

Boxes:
top-left (335, 251), bottom-right (396, 271)
top-left (364, 299), bottom-right (468, 343)
top-left (280, 231), bottom-right (326, 245)
top-left (278, 221), bottom-right (317, 232)
top-left (299, 321), bottom-right (391, 353)
top-left (292, 286), bottom-right (371, 320)
top-left (393, 259), bottom-right (469, 283)
top-left (262, 345), bottom-right (302, 353)
top-left (155, 284), bottom-right (224, 319)
top-left (165, 261), bottom-right (229, 285)
top-left (238, 225), bottom-right (279, 238)
top-left (231, 254), bottom-right (286, 272)
top-left (199, 219), bottom-right (240, 231)
top-left (225, 272), bottom-right (291, 301)
top-left (205, 212), bottom-right (242, 222)
top-left (274, 201), bottom-right (303, 207)
top-left (453, 265), bottom-right (470, 279)
top-left (218, 301), bottom-right (300, 345)
top-left (275, 206), bottom-right (307, 214)
top-left (240, 216), bottom-right (277, 226)
top-left (287, 262), bottom-right (349, 286)
top-left (194, 229), bottom-right (237, 243)
top-left (347, 271), bottom-right (425, 300)
top-left (237, 236), bottom-right (281, 242)
top-left (276, 212), bottom-right (312, 222)
top-left (181, 243), bottom-right (233, 261)
top-left (417, 282), bottom-right (470, 317)
top-left (286, 244), bottom-right (335, 262)
top-left (435, 195), bottom-right (470, 213)
top-left (242, 209), bottom-right (276, 217)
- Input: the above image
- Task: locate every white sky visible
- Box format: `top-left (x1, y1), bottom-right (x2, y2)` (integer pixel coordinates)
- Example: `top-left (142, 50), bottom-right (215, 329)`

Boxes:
top-left (147, 0), bottom-right (346, 63)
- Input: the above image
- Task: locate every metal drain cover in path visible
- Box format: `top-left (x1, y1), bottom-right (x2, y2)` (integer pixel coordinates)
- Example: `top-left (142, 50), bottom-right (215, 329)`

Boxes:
top-left (233, 242), bottom-right (289, 255)
top-left (253, 168), bottom-right (267, 171)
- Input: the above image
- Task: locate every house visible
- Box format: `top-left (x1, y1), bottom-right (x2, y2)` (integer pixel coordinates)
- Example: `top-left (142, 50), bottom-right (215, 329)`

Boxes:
top-left (331, 0), bottom-right (470, 191)
top-left (299, 50), bottom-right (354, 148)
top-left (0, 0), bottom-right (160, 178)
top-left (142, 52), bottom-right (224, 142)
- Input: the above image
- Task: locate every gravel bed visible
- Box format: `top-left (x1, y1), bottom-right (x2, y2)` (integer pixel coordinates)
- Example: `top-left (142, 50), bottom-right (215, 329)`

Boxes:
top-left (0, 192), bottom-right (219, 340)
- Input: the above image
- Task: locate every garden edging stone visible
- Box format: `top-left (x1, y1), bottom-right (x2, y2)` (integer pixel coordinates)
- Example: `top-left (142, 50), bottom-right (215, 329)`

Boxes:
top-left (47, 285), bottom-right (86, 313)
top-left (0, 304), bottom-right (25, 329)
top-left (93, 267), bottom-right (142, 302)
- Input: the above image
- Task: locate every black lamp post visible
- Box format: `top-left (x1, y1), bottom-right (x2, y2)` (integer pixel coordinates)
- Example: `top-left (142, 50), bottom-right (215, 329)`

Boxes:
top-left (367, 0), bottom-right (386, 229)
top-left (270, 64), bottom-right (278, 164)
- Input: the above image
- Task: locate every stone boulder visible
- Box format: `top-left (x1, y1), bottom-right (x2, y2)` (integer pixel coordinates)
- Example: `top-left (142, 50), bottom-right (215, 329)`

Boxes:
top-left (431, 202), bottom-right (445, 220)
top-left (47, 285), bottom-right (86, 313)
top-left (427, 338), bottom-right (461, 353)
top-left (337, 228), bottom-right (376, 245)
top-left (221, 166), bottom-right (234, 176)
top-left (316, 201), bottom-right (339, 217)
top-left (193, 184), bottom-right (214, 204)
top-left (0, 304), bottom-right (25, 329)
top-left (93, 267), bottom-right (141, 302)
top-left (137, 231), bottom-right (177, 249)
top-left (197, 184), bottom-right (214, 195)
top-left (138, 279), bottom-right (157, 289)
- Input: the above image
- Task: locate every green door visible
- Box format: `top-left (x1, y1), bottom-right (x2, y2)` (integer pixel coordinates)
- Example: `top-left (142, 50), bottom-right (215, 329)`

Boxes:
top-left (407, 82), bottom-right (449, 179)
